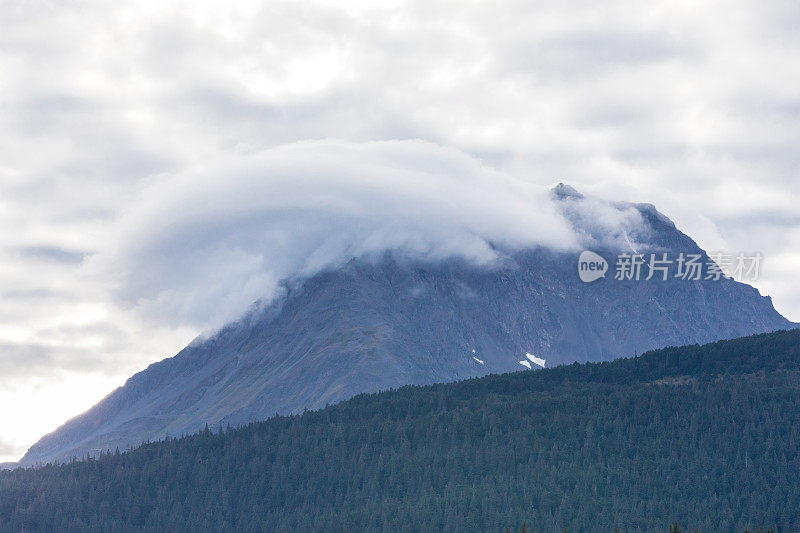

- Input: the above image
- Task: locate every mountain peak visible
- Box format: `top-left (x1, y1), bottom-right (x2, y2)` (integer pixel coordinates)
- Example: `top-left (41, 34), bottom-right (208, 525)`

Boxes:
top-left (551, 182), bottom-right (584, 200)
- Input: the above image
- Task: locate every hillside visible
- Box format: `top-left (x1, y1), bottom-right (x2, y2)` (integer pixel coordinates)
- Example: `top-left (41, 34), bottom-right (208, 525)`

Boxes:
top-left (18, 188), bottom-right (793, 467)
top-left (2, 329), bottom-right (799, 531)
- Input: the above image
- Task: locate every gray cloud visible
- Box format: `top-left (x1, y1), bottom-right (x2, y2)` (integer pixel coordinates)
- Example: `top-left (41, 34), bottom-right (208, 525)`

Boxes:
top-left (12, 246), bottom-right (87, 265)
top-left (0, 333), bottom-right (123, 380)
top-left (0, 343), bottom-right (53, 374)
top-left (0, 437), bottom-right (21, 459)
top-left (503, 29), bottom-right (695, 81)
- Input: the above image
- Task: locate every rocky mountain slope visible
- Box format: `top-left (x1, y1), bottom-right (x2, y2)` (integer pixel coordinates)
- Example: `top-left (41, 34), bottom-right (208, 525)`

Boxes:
top-left (18, 186), bottom-right (794, 466)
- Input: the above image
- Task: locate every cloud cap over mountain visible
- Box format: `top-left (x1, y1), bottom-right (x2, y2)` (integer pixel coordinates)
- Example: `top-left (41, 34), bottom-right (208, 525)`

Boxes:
top-left (91, 140), bottom-right (589, 330)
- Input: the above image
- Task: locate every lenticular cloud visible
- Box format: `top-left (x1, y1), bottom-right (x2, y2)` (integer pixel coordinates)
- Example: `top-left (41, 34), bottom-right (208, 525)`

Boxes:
top-left (89, 140), bottom-right (582, 330)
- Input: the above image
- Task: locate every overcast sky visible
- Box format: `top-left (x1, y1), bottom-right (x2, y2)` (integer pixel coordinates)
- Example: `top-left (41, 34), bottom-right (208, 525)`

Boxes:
top-left (1, 0), bottom-right (799, 462)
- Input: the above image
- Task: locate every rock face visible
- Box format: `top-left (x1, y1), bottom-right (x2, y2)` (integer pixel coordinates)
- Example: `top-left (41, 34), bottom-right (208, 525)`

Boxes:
top-left (19, 188), bottom-right (794, 467)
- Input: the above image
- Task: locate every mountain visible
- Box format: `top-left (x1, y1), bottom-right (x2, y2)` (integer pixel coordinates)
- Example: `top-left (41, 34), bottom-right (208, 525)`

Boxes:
top-left (3, 330), bottom-right (800, 531)
top-left (18, 186), bottom-right (794, 467)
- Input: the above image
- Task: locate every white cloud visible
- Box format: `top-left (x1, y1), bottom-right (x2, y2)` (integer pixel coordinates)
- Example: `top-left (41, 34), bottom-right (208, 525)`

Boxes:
top-left (89, 140), bottom-right (579, 329)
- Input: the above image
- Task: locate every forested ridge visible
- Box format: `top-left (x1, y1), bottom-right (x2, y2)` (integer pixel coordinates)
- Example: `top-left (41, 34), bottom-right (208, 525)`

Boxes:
top-left (2, 329), bottom-right (799, 532)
